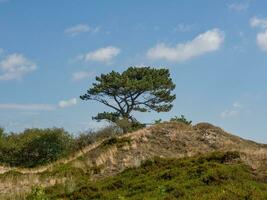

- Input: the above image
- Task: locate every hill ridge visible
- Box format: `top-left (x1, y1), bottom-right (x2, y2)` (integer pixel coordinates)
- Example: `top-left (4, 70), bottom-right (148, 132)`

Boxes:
top-left (0, 122), bottom-right (266, 198)
top-left (0, 122), bottom-right (266, 175)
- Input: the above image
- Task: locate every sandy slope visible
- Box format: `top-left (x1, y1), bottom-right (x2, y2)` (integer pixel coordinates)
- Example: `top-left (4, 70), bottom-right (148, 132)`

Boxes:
top-left (0, 122), bottom-right (266, 198)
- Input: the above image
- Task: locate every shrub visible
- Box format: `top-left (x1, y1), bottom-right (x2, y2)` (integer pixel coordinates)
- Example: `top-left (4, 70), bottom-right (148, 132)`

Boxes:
top-left (74, 125), bottom-right (121, 151)
top-left (26, 186), bottom-right (49, 200)
top-left (0, 127), bottom-right (4, 139)
top-left (170, 115), bottom-right (192, 125)
top-left (48, 152), bottom-right (266, 200)
top-left (154, 119), bottom-right (162, 124)
top-left (19, 128), bottom-right (74, 167)
top-left (115, 118), bottom-right (145, 133)
top-left (0, 125), bottom-right (124, 167)
top-left (0, 128), bottom-right (74, 167)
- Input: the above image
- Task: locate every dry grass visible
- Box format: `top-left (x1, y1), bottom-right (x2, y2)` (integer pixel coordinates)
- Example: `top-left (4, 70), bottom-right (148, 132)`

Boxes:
top-left (0, 121), bottom-right (266, 199)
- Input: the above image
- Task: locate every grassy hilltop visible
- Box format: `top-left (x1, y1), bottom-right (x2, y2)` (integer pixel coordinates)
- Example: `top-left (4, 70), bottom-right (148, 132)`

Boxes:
top-left (0, 121), bottom-right (266, 199)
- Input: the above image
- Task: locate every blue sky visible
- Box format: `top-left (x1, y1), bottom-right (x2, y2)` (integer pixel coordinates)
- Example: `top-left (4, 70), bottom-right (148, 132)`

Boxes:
top-left (0, 0), bottom-right (267, 143)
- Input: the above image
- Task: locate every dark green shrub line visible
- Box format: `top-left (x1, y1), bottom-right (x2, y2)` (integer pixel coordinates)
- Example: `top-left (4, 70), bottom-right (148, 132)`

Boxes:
top-left (26, 152), bottom-right (267, 200)
top-left (153, 115), bottom-right (192, 126)
top-left (170, 115), bottom-right (192, 125)
top-left (0, 126), bottom-right (120, 168)
top-left (0, 128), bottom-right (74, 168)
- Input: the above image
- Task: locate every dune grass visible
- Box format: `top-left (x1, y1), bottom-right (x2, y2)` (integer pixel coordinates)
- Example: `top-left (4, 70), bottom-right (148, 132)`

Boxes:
top-left (26, 151), bottom-right (267, 200)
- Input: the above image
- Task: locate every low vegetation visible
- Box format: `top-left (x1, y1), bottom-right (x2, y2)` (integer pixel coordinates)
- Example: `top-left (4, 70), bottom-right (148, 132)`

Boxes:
top-left (0, 115), bottom-right (192, 168)
top-left (170, 115), bottom-right (192, 125)
top-left (0, 67), bottom-right (265, 200)
top-left (26, 152), bottom-right (267, 200)
top-left (0, 125), bottom-right (120, 168)
top-left (0, 128), bottom-right (74, 167)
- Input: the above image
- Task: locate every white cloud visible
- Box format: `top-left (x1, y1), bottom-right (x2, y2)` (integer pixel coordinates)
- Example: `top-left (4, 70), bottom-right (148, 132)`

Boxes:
top-left (233, 102), bottom-right (243, 108)
top-left (0, 53), bottom-right (37, 81)
top-left (0, 104), bottom-right (55, 111)
top-left (0, 98), bottom-right (78, 111)
top-left (220, 102), bottom-right (243, 119)
top-left (147, 29), bottom-right (224, 62)
top-left (256, 30), bottom-right (267, 51)
top-left (0, 48), bottom-right (4, 54)
top-left (83, 46), bottom-right (120, 63)
top-left (174, 24), bottom-right (193, 32)
top-left (72, 71), bottom-right (94, 81)
top-left (220, 110), bottom-right (239, 118)
top-left (250, 17), bottom-right (267, 29)
top-left (58, 98), bottom-right (77, 108)
top-left (249, 17), bottom-right (267, 52)
top-left (228, 2), bottom-right (249, 12)
top-left (64, 24), bottom-right (99, 36)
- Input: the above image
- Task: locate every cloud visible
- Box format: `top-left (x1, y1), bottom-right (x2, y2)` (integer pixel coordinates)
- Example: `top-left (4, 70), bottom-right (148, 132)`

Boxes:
top-left (0, 98), bottom-right (78, 111)
top-left (72, 71), bottom-right (94, 81)
top-left (256, 30), bottom-right (267, 51)
top-left (82, 46), bottom-right (120, 63)
top-left (228, 2), bottom-right (249, 12)
top-left (147, 29), bottom-right (224, 62)
top-left (0, 48), bottom-right (4, 54)
top-left (249, 17), bottom-right (267, 52)
top-left (220, 110), bottom-right (239, 118)
top-left (0, 53), bottom-right (37, 81)
top-left (173, 24), bottom-right (193, 32)
top-left (0, 104), bottom-right (55, 111)
top-left (233, 102), bottom-right (243, 108)
top-left (58, 98), bottom-right (77, 108)
top-left (64, 24), bottom-right (99, 36)
top-left (220, 102), bottom-right (243, 119)
top-left (250, 17), bottom-right (267, 29)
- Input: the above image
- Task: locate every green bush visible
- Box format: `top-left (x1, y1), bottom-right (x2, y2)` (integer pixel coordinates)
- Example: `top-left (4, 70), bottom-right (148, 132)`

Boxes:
top-left (0, 127), bottom-right (4, 139)
top-left (19, 128), bottom-right (74, 167)
top-left (74, 125), bottom-right (121, 151)
top-left (0, 128), bottom-right (74, 167)
top-left (170, 115), bottom-right (192, 125)
top-left (26, 186), bottom-right (49, 200)
top-left (154, 119), bottom-right (162, 124)
top-left (115, 118), bottom-right (145, 133)
top-left (0, 125), bottom-right (123, 168)
top-left (44, 152), bottom-right (267, 200)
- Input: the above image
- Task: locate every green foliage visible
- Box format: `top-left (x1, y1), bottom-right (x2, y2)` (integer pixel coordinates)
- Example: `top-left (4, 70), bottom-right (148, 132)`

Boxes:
top-left (170, 115), bottom-right (192, 125)
top-left (0, 127), bottom-right (5, 148)
top-left (81, 67), bottom-right (176, 133)
top-left (42, 152), bottom-right (267, 200)
top-left (0, 125), bottom-right (123, 168)
top-left (154, 119), bottom-right (162, 124)
top-left (74, 125), bottom-right (121, 151)
top-left (26, 186), bottom-right (49, 200)
top-left (42, 163), bottom-right (85, 179)
top-left (20, 129), bottom-right (74, 167)
top-left (93, 112), bottom-right (121, 123)
top-left (0, 127), bottom-right (4, 139)
top-left (0, 128), bottom-right (74, 167)
top-left (115, 118), bottom-right (145, 133)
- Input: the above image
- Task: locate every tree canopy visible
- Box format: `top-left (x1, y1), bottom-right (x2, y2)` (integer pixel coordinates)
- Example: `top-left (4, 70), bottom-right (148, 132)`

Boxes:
top-left (80, 67), bottom-right (176, 130)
